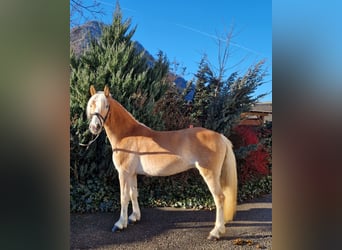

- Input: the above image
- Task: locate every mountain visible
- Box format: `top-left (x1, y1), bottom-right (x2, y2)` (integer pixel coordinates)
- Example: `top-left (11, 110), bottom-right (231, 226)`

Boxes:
top-left (70, 21), bottom-right (104, 57)
top-left (169, 74), bottom-right (194, 100)
top-left (70, 21), bottom-right (194, 100)
top-left (70, 21), bottom-right (154, 63)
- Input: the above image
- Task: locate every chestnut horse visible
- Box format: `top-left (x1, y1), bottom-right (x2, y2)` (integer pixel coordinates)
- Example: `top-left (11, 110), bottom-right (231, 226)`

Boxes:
top-left (86, 85), bottom-right (237, 240)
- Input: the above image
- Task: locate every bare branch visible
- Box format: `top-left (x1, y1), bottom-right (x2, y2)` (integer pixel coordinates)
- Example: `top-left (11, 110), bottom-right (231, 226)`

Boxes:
top-left (70, 0), bottom-right (105, 27)
top-left (204, 24), bottom-right (254, 82)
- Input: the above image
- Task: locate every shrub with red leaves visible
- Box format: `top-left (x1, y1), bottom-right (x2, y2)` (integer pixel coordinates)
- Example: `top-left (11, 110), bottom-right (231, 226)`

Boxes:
top-left (233, 125), bottom-right (259, 146)
top-left (232, 125), bottom-right (271, 184)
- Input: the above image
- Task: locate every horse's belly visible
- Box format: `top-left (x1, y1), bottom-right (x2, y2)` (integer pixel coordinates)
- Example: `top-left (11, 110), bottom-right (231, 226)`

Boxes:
top-left (137, 155), bottom-right (194, 176)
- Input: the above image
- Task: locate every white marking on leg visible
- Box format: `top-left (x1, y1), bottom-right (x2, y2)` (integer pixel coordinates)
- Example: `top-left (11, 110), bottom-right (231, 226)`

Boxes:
top-left (114, 204), bottom-right (128, 229)
top-left (114, 172), bottom-right (130, 230)
top-left (196, 163), bottom-right (226, 239)
top-left (129, 175), bottom-right (141, 222)
top-left (209, 194), bottom-right (226, 239)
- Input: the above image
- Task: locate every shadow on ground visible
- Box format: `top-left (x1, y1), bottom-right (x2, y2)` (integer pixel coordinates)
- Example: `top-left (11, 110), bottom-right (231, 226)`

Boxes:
top-left (71, 194), bottom-right (272, 249)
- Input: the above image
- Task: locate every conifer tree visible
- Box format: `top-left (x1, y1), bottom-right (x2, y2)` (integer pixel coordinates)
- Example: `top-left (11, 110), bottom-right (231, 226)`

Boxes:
top-left (155, 81), bottom-right (192, 130)
top-left (70, 4), bottom-right (169, 187)
top-left (190, 27), bottom-right (268, 137)
top-left (191, 56), bottom-right (267, 137)
top-left (190, 57), bottom-right (212, 127)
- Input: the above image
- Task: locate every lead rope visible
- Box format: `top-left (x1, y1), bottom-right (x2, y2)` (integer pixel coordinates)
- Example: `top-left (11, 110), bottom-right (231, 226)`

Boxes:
top-left (79, 132), bottom-right (102, 150)
top-left (79, 105), bottom-right (110, 150)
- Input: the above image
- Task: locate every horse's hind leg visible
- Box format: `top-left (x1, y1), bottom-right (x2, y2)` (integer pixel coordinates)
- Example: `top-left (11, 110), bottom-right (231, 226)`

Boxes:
top-left (128, 174), bottom-right (141, 223)
top-left (197, 165), bottom-right (226, 240)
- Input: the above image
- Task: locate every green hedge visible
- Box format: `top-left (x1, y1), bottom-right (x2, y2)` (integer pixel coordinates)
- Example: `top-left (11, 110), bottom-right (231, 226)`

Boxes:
top-left (70, 168), bottom-right (272, 213)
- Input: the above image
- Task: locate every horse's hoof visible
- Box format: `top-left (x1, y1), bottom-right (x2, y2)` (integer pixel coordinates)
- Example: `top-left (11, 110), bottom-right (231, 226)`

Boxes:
top-left (112, 226), bottom-right (122, 232)
top-left (128, 217), bottom-right (140, 224)
top-left (207, 234), bottom-right (219, 241)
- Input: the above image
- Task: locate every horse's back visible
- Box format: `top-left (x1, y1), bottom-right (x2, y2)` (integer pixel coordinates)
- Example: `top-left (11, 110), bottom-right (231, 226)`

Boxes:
top-left (152, 127), bottom-right (227, 168)
top-left (156, 127), bottom-right (225, 151)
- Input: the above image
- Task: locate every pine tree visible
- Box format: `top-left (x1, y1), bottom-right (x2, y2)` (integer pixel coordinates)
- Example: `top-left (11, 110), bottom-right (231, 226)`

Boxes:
top-left (191, 56), bottom-right (267, 137)
top-left (155, 80), bottom-right (193, 130)
top-left (190, 57), bottom-right (212, 127)
top-left (189, 27), bottom-right (269, 137)
top-left (70, 4), bottom-right (169, 189)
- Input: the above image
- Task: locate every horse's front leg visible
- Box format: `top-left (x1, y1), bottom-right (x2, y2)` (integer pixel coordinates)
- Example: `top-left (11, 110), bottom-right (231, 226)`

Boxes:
top-left (112, 171), bottom-right (130, 232)
top-left (128, 174), bottom-right (141, 223)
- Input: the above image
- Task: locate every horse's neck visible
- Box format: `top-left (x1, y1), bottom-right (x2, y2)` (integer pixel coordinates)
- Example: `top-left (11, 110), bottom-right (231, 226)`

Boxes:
top-left (104, 98), bottom-right (150, 148)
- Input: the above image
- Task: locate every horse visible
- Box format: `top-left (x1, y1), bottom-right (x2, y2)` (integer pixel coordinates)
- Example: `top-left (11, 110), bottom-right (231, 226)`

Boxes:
top-left (85, 85), bottom-right (237, 240)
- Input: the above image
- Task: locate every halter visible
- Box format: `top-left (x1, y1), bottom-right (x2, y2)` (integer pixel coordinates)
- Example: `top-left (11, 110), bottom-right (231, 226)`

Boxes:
top-left (79, 104), bottom-right (110, 149)
top-left (91, 105), bottom-right (110, 128)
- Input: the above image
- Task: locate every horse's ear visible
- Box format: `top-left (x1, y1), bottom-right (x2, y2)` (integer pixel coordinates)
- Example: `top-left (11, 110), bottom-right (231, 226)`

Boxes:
top-left (104, 85), bottom-right (110, 97)
top-left (90, 85), bottom-right (96, 96)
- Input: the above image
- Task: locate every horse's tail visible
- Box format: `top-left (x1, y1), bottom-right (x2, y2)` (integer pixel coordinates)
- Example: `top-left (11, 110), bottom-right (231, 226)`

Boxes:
top-left (220, 135), bottom-right (238, 222)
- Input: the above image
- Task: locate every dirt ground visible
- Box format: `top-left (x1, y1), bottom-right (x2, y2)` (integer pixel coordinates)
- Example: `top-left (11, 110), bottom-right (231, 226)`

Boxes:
top-left (71, 194), bottom-right (272, 249)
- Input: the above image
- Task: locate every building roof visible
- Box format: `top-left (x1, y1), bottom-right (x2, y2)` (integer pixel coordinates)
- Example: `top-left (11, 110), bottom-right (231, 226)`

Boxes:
top-left (250, 102), bottom-right (272, 113)
top-left (239, 102), bottom-right (272, 125)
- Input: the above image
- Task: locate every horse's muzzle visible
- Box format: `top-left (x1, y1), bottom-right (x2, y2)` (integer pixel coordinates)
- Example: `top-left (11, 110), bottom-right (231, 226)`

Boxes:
top-left (89, 123), bottom-right (101, 135)
top-left (89, 116), bottom-right (103, 135)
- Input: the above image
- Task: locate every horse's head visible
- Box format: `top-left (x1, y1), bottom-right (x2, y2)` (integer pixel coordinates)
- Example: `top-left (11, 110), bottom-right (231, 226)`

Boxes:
top-left (86, 85), bottom-right (111, 135)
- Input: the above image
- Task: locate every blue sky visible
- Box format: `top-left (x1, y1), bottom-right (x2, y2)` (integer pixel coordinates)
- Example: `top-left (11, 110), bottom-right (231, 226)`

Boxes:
top-left (73, 0), bottom-right (272, 101)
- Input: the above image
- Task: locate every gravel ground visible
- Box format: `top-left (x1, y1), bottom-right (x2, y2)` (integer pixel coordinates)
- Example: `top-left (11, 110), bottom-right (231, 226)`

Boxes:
top-left (71, 194), bottom-right (272, 249)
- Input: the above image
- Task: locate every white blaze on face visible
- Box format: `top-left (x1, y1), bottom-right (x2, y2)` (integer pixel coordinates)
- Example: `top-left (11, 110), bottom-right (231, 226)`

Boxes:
top-left (89, 115), bottom-right (102, 134)
top-left (86, 93), bottom-right (108, 135)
